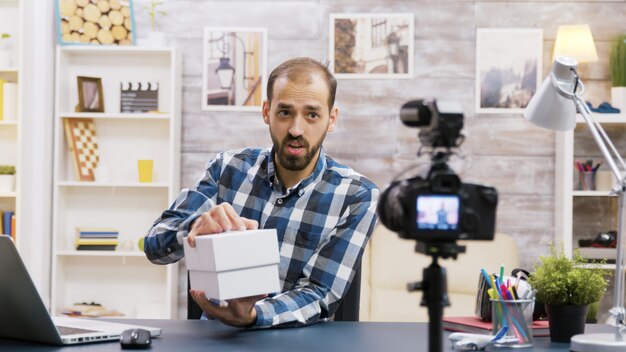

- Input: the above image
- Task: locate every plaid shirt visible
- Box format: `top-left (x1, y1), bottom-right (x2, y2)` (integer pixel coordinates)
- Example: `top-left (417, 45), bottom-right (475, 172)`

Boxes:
top-left (145, 147), bottom-right (379, 328)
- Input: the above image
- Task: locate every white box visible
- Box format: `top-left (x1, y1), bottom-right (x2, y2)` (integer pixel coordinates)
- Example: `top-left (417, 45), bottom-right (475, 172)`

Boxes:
top-left (184, 229), bottom-right (281, 300)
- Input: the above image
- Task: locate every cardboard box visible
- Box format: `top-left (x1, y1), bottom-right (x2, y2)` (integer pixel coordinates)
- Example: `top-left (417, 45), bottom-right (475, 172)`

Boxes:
top-left (184, 229), bottom-right (281, 300)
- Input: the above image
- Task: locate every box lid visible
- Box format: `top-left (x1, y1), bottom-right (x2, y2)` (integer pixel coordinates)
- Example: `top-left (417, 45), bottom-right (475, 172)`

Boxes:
top-left (184, 229), bottom-right (279, 272)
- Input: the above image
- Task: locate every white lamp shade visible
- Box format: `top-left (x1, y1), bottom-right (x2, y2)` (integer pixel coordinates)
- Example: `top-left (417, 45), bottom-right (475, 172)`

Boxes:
top-left (553, 24), bottom-right (599, 63)
top-left (523, 76), bottom-right (577, 131)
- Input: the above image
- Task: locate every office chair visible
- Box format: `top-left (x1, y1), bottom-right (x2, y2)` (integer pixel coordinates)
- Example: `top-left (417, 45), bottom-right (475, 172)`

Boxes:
top-left (187, 265), bottom-right (362, 321)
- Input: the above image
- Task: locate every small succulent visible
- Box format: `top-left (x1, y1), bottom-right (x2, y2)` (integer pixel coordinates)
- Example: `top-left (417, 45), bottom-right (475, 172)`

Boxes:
top-left (0, 165), bottom-right (16, 175)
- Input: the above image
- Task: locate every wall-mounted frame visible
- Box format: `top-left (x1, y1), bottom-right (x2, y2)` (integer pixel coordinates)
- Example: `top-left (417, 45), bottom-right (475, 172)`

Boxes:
top-left (77, 76), bottom-right (104, 113)
top-left (475, 28), bottom-right (543, 114)
top-left (329, 13), bottom-right (414, 79)
top-left (55, 0), bottom-right (137, 46)
top-left (202, 27), bottom-right (268, 112)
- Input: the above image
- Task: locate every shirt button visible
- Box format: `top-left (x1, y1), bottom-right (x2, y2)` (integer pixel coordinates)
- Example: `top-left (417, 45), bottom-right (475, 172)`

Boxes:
top-left (277, 199), bottom-right (283, 205)
top-left (298, 189), bottom-right (304, 196)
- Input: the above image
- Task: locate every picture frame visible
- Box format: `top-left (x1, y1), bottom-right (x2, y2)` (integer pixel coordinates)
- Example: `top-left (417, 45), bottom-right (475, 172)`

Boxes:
top-left (329, 13), bottom-right (414, 79)
top-left (202, 27), bottom-right (268, 112)
top-left (77, 76), bottom-right (104, 113)
top-left (55, 0), bottom-right (137, 46)
top-left (475, 28), bottom-right (543, 114)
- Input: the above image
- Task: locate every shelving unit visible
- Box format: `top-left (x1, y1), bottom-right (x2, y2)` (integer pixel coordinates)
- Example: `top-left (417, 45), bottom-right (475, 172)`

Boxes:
top-left (555, 113), bottom-right (626, 269)
top-left (51, 46), bottom-right (181, 319)
top-left (0, 0), bottom-right (21, 247)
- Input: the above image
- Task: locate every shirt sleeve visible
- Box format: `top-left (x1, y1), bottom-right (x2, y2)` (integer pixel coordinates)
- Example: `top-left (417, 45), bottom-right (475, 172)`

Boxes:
top-left (252, 186), bottom-right (380, 328)
top-left (143, 155), bottom-right (223, 264)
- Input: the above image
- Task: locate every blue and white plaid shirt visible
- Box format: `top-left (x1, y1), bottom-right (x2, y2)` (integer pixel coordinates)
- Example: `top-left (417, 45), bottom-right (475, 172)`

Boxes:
top-left (145, 147), bottom-right (379, 328)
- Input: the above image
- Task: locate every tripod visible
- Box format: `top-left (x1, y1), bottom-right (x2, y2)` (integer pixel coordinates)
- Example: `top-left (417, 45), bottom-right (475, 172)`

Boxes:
top-left (408, 241), bottom-right (466, 352)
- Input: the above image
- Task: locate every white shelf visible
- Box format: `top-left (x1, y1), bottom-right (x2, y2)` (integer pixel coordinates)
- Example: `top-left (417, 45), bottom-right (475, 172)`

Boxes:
top-left (0, 192), bottom-right (16, 198)
top-left (572, 190), bottom-right (616, 197)
top-left (57, 181), bottom-right (169, 188)
top-left (0, 67), bottom-right (18, 73)
top-left (57, 250), bottom-right (147, 257)
top-left (0, 120), bottom-right (17, 125)
top-left (576, 113), bottom-right (626, 124)
top-left (556, 112), bottom-right (626, 261)
top-left (58, 113), bottom-right (171, 120)
top-left (52, 46), bottom-right (182, 319)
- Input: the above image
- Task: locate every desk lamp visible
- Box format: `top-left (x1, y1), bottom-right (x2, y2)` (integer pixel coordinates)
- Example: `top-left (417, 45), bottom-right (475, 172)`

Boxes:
top-left (524, 56), bottom-right (626, 351)
top-left (553, 24), bottom-right (599, 63)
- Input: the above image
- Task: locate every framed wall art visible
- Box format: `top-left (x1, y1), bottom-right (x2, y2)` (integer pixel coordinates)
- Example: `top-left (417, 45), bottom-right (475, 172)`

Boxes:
top-left (330, 13), bottom-right (414, 79)
top-left (55, 0), bottom-right (136, 45)
top-left (202, 27), bottom-right (268, 111)
top-left (77, 76), bottom-right (104, 113)
top-left (475, 28), bottom-right (543, 114)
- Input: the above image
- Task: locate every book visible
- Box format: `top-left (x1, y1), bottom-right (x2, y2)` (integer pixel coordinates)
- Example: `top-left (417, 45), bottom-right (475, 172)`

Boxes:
top-left (3, 211), bottom-right (13, 235)
top-left (10, 213), bottom-right (15, 241)
top-left (443, 316), bottom-right (549, 337)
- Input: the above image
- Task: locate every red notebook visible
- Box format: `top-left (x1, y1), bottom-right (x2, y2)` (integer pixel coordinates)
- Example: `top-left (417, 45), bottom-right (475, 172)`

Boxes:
top-left (443, 316), bottom-right (549, 337)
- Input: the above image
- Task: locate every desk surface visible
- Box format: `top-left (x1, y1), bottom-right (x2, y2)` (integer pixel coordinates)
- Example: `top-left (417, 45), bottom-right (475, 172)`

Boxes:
top-left (0, 319), bottom-right (614, 351)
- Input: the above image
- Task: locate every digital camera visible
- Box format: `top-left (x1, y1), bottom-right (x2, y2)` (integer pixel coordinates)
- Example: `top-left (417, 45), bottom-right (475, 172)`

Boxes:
top-left (377, 99), bottom-right (498, 242)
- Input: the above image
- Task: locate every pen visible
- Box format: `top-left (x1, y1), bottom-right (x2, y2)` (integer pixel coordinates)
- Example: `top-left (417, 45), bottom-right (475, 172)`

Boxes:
top-left (500, 264), bottom-right (504, 280)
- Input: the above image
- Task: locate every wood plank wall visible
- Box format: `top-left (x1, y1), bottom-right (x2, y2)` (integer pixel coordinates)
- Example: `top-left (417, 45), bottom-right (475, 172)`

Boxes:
top-left (132, 0), bottom-right (626, 317)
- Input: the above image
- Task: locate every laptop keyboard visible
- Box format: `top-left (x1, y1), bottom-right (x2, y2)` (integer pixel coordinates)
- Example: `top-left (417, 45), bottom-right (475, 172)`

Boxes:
top-left (57, 325), bottom-right (100, 336)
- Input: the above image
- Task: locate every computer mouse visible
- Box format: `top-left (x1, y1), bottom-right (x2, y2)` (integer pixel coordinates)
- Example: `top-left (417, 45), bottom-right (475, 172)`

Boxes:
top-left (120, 328), bottom-right (152, 349)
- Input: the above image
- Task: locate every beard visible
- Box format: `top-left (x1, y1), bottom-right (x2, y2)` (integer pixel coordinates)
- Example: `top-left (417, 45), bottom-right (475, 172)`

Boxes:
top-left (271, 133), bottom-right (324, 171)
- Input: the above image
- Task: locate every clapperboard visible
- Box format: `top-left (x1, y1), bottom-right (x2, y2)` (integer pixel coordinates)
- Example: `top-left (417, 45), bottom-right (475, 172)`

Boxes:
top-left (120, 81), bottom-right (159, 113)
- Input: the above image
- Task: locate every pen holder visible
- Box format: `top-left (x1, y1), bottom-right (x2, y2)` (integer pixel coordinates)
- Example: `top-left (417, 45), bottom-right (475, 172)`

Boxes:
top-left (577, 171), bottom-right (596, 191)
top-left (491, 298), bottom-right (534, 348)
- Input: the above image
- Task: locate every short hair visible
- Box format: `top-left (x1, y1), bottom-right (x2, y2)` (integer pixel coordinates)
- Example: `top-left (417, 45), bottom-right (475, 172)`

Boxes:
top-left (266, 57), bottom-right (337, 110)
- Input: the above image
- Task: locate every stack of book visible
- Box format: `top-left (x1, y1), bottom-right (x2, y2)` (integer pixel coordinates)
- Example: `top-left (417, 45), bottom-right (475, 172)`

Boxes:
top-left (443, 316), bottom-right (550, 337)
top-left (75, 227), bottom-right (119, 251)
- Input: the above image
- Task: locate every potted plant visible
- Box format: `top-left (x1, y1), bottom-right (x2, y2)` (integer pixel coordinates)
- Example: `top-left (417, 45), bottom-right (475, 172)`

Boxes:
top-left (143, 1), bottom-right (167, 47)
top-left (0, 33), bottom-right (12, 67)
top-left (610, 34), bottom-right (626, 110)
top-left (0, 165), bottom-right (16, 192)
top-left (528, 244), bottom-right (609, 342)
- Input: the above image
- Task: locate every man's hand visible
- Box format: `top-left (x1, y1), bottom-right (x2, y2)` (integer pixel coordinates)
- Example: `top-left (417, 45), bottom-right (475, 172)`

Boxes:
top-left (190, 289), bottom-right (266, 328)
top-left (188, 203), bottom-right (258, 247)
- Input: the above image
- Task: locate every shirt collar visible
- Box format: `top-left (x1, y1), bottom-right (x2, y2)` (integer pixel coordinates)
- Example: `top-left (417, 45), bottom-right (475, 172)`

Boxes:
top-left (265, 146), bottom-right (327, 193)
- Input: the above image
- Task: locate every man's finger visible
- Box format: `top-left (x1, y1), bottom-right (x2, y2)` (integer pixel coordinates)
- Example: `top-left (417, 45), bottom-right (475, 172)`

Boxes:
top-left (242, 218), bottom-right (259, 230)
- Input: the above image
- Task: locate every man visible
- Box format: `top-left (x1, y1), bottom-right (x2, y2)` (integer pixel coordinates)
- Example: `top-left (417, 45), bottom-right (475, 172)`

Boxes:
top-left (145, 57), bottom-right (379, 328)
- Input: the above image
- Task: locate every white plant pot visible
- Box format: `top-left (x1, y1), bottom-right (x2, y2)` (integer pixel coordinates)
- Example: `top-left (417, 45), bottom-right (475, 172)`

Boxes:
top-left (0, 50), bottom-right (11, 67)
top-left (141, 32), bottom-right (167, 48)
top-left (611, 87), bottom-right (626, 112)
top-left (0, 174), bottom-right (15, 192)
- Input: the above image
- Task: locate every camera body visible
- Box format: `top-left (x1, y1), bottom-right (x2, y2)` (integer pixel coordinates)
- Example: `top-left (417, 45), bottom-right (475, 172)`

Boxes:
top-left (378, 99), bottom-right (498, 243)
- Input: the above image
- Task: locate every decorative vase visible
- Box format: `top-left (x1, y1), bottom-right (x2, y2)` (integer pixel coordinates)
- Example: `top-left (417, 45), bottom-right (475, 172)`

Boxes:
top-left (545, 304), bottom-right (588, 343)
top-left (142, 32), bottom-right (167, 47)
top-left (0, 174), bottom-right (15, 192)
top-left (611, 86), bottom-right (626, 112)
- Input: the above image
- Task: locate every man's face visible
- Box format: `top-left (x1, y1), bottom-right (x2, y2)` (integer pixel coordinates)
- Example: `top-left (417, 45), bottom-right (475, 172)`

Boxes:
top-left (263, 74), bottom-right (337, 172)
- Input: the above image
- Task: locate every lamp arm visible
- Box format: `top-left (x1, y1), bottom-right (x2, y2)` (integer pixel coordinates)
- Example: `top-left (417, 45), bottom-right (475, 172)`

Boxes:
top-left (574, 95), bottom-right (626, 329)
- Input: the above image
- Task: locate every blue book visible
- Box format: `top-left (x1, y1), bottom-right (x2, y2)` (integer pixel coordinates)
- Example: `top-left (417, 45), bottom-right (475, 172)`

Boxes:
top-left (3, 211), bottom-right (13, 235)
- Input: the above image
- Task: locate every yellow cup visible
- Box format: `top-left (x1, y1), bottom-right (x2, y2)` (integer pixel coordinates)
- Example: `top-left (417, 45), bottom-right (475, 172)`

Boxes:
top-left (137, 160), bottom-right (153, 183)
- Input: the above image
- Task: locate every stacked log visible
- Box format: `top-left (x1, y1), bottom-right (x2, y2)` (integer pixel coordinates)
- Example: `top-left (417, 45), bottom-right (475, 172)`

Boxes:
top-left (58, 0), bottom-right (134, 45)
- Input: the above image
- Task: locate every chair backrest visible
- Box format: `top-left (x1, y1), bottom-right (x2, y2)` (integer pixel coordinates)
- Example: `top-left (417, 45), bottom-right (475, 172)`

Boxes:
top-left (187, 273), bottom-right (203, 320)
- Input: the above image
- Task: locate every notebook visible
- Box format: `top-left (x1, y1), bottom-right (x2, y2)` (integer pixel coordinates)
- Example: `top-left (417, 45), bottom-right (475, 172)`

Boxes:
top-left (0, 236), bottom-right (161, 345)
top-left (443, 316), bottom-right (549, 337)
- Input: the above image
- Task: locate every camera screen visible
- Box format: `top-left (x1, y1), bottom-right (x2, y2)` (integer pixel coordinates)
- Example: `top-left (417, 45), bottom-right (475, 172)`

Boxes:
top-left (416, 195), bottom-right (460, 231)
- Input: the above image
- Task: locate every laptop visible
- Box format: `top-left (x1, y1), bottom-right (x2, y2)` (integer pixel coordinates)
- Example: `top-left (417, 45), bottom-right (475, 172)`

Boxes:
top-left (0, 236), bottom-right (161, 345)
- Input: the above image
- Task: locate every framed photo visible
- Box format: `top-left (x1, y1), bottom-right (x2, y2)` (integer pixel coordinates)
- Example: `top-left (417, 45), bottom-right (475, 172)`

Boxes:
top-left (77, 76), bottom-right (104, 113)
top-left (55, 0), bottom-right (136, 45)
top-left (329, 13), bottom-right (414, 79)
top-left (202, 27), bottom-right (268, 112)
top-left (475, 28), bottom-right (543, 114)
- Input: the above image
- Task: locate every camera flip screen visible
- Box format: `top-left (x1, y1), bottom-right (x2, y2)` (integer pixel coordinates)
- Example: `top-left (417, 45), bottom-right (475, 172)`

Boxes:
top-left (416, 195), bottom-right (460, 231)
